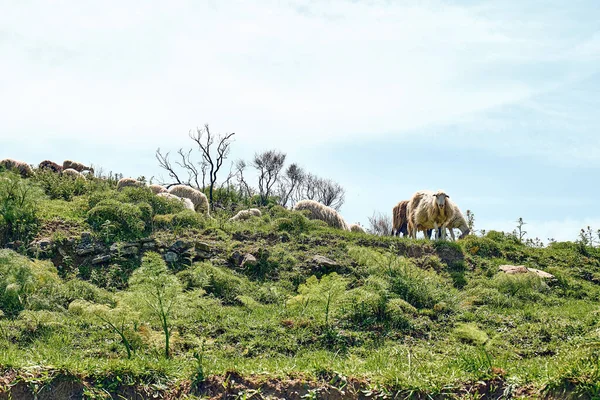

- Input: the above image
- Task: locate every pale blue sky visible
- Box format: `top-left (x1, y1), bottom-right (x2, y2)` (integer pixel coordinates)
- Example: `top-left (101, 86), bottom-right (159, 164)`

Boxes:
top-left (1, 0), bottom-right (599, 241)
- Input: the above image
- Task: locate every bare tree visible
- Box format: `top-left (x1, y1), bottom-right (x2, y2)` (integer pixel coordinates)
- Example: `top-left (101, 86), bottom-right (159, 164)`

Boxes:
top-left (234, 159), bottom-right (253, 199)
top-left (155, 124), bottom-right (235, 203)
top-left (368, 211), bottom-right (392, 236)
top-left (253, 150), bottom-right (286, 205)
top-left (278, 163), bottom-right (305, 208)
top-left (298, 173), bottom-right (345, 211)
top-left (189, 125), bottom-right (235, 204)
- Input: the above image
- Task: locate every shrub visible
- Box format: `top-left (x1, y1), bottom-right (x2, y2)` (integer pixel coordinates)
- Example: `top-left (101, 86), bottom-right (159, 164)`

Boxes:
top-left (87, 199), bottom-right (150, 240)
top-left (461, 236), bottom-right (502, 258)
top-left (33, 170), bottom-right (88, 200)
top-left (177, 262), bottom-right (251, 305)
top-left (153, 210), bottom-right (206, 231)
top-left (0, 172), bottom-right (42, 245)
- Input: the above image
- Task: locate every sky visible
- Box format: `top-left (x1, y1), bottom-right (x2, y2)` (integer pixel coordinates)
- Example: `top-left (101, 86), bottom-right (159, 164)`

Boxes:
top-left (1, 0), bottom-right (599, 242)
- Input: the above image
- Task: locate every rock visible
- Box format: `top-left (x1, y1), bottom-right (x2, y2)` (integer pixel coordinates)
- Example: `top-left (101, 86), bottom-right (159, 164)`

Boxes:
top-left (142, 242), bottom-right (156, 250)
top-left (170, 240), bottom-right (193, 253)
top-left (139, 237), bottom-right (155, 243)
top-left (92, 254), bottom-right (111, 264)
top-left (80, 232), bottom-right (93, 242)
top-left (231, 251), bottom-right (244, 266)
top-left (241, 254), bottom-right (257, 268)
top-left (195, 241), bottom-right (211, 253)
top-left (499, 265), bottom-right (555, 279)
top-left (527, 268), bottom-right (555, 279)
top-left (36, 238), bottom-right (53, 251)
top-left (76, 245), bottom-right (96, 256)
top-left (164, 251), bottom-right (179, 263)
top-left (499, 265), bottom-right (529, 274)
top-left (311, 255), bottom-right (338, 268)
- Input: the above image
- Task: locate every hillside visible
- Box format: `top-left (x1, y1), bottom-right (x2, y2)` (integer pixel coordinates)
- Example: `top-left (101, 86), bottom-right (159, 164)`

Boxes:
top-left (0, 169), bottom-right (599, 399)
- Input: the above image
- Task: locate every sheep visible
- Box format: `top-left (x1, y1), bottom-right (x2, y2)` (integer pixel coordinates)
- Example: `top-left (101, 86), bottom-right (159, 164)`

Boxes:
top-left (62, 160), bottom-right (94, 173)
top-left (392, 200), bottom-right (409, 237)
top-left (116, 177), bottom-right (144, 191)
top-left (157, 192), bottom-right (195, 211)
top-left (293, 199), bottom-right (349, 230)
top-left (62, 168), bottom-right (86, 180)
top-left (393, 199), bottom-right (434, 238)
top-left (167, 185), bottom-right (210, 215)
top-left (38, 160), bottom-right (63, 173)
top-left (407, 190), bottom-right (454, 240)
top-left (229, 208), bottom-right (262, 222)
top-left (349, 223), bottom-right (367, 233)
top-left (441, 201), bottom-right (470, 240)
top-left (0, 159), bottom-right (34, 178)
top-left (149, 184), bottom-right (167, 194)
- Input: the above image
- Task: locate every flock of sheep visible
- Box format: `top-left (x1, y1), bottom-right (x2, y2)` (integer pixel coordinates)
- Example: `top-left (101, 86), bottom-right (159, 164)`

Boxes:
top-left (1, 158), bottom-right (469, 241)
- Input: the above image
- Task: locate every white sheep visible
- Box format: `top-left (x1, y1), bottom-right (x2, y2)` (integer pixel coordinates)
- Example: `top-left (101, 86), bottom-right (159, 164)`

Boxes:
top-left (0, 158), bottom-right (34, 178)
top-left (293, 200), bottom-right (349, 231)
top-left (62, 168), bottom-right (86, 180)
top-left (229, 208), bottom-right (262, 222)
top-left (167, 185), bottom-right (210, 215)
top-left (349, 223), bottom-right (367, 233)
top-left (407, 190), bottom-right (454, 240)
top-left (116, 177), bottom-right (144, 191)
top-left (149, 184), bottom-right (167, 194)
top-left (62, 160), bottom-right (94, 173)
top-left (441, 201), bottom-right (470, 240)
top-left (157, 192), bottom-right (195, 211)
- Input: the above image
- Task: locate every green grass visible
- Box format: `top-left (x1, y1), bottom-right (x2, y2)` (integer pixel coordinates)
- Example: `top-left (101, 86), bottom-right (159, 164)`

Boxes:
top-left (1, 170), bottom-right (600, 397)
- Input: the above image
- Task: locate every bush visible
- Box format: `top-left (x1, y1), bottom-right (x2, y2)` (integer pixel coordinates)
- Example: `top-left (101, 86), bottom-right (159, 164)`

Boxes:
top-left (177, 262), bottom-right (251, 305)
top-left (87, 199), bottom-right (149, 240)
top-left (461, 236), bottom-right (502, 258)
top-left (153, 210), bottom-right (206, 231)
top-left (0, 172), bottom-right (42, 245)
top-left (33, 170), bottom-right (88, 200)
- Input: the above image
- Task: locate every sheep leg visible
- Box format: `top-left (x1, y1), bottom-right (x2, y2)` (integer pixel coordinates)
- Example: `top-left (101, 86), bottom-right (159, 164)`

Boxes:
top-left (449, 228), bottom-right (456, 241)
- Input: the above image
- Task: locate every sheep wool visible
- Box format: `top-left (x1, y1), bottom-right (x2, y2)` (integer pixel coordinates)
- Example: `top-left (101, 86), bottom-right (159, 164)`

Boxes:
top-left (349, 224), bottom-right (367, 233)
top-left (62, 168), bottom-right (86, 180)
top-left (62, 160), bottom-right (94, 173)
top-left (392, 200), bottom-right (409, 237)
top-left (407, 190), bottom-right (454, 240)
top-left (0, 159), bottom-right (34, 178)
top-left (229, 208), bottom-right (262, 222)
top-left (293, 199), bottom-right (349, 231)
top-left (38, 160), bottom-right (63, 173)
top-left (444, 201), bottom-right (470, 240)
top-left (149, 184), bottom-right (167, 194)
top-left (117, 178), bottom-right (144, 191)
top-left (167, 185), bottom-right (210, 215)
top-left (157, 192), bottom-right (195, 211)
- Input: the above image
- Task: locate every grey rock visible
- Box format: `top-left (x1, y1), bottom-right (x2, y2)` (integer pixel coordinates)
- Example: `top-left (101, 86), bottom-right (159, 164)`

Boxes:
top-left (311, 255), bottom-right (338, 267)
top-left (195, 241), bottom-right (211, 252)
top-left (241, 254), bottom-right (258, 268)
top-left (92, 254), bottom-right (111, 264)
top-left (142, 242), bottom-right (157, 250)
top-left (164, 251), bottom-right (179, 263)
top-left (170, 240), bottom-right (193, 253)
top-left (499, 265), bottom-right (555, 279)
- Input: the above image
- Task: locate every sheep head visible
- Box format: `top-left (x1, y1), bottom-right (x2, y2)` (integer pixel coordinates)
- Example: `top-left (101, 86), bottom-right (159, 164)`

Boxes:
top-left (433, 190), bottom-right (449, 211)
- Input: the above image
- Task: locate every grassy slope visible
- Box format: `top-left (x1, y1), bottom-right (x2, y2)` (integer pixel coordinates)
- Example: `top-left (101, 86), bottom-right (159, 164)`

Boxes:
top-left (0, 170), bottom-right (599, 398)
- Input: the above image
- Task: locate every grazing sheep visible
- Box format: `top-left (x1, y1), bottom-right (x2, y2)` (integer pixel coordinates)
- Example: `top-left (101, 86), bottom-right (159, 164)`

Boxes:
top-left (442, 201), bottom-right (470, 240)
top-left (0, 159), bottom-right (34, 178)
top-left (293, 199), bottom-right (349, 230)
top-left (149, 184), bottom-right (167, 194)
top-left (392, 200), bottom-right (409, 237)
top-left (116, 177), bottom-right (144, 191)
top-left (62, 168), bottom-right (86, 180)
top-left (38, 160), bottom-right (63, 173)
top-left (407, 190), bottom-right (454, 240)
top-left (349, 223), bottom-right (367, 233)
top-left (167, 185), bottom-right (210, 215)
top-left (62, 160), bottom-right (94, 173)
top-left (157, 192), bottom-right (195, 211)
top-left (229, 208), bottom-right (262, 222)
